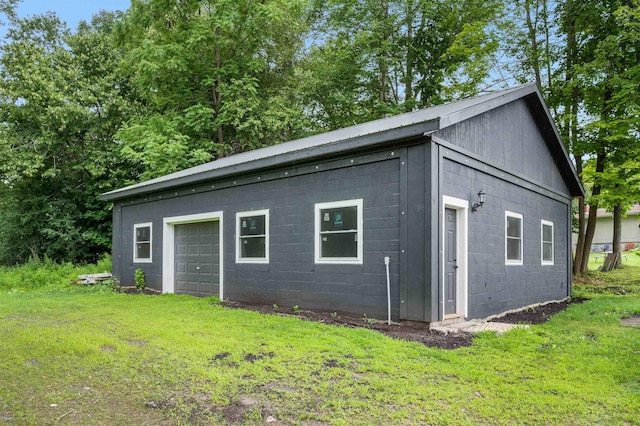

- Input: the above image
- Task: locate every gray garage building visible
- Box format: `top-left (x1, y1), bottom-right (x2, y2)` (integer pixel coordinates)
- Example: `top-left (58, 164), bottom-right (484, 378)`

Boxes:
top-left (102, 83), bottom-right (584, 324)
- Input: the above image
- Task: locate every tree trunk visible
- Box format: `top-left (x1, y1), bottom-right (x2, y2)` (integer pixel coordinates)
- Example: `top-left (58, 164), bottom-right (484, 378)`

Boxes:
top-left (579, 150), bottom-right (605, 274)
top-left (524, 0), bottom-right (542, 87)
top-left (404, 0), bottom-right (414, 107)
top-left (612, 203), bottom-right (622, 268)
top-left (379, 1), bottom-right (389, 108)
top-left (213, 26), bottom-right (224, 151)
top-left (543, 0), bottom-right (552, 87)
top-left (565, 6), bottom-right (584, 275)
top-left (573, 158), bottom-right (585, 275)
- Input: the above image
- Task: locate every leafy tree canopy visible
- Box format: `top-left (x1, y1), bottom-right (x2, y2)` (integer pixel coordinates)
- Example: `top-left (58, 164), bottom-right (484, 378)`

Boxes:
top-left (0, 10), bottom-right (138, 264)
top-left (114, 0), bottom-right (311, 181)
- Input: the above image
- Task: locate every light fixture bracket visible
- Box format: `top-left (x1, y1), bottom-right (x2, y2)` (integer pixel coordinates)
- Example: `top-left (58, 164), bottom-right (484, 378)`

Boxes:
top-left (472, 189), bottom-right (486, 212)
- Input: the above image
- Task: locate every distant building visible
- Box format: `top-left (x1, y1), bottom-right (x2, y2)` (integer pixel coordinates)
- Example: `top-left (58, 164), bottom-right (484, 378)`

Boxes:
top-left (575, 203), bottom-right (640, 252)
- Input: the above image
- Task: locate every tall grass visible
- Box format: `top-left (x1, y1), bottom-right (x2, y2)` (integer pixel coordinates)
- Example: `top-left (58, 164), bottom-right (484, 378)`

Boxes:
top-left (0, 254), bottom-right (111, 292)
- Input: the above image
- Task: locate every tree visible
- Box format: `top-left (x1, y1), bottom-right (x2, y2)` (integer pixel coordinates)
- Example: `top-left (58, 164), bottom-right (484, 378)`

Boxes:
top-left (0, 11), bottom-right (137, 264)
top-left (301, 0), bottom-right (503, 130)
top-left (500, 0), bottom-right (640, 274)
top-left (571, 0), bottom-right (640, 272)
top-left (114, 0), bottom-right (311, 181)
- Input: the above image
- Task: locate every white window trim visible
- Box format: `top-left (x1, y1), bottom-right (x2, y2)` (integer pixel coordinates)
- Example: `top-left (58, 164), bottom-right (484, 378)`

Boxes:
top-left (236, 209), bottom-right (269, 264)
top-left (505, 211), bottom-right (523, 265)
top-left (133, 222), bottom-right (153, 263)
top-left (541, 219), bottom-right (554, 265)
top-left (314, 199), bottom-right (363, 264)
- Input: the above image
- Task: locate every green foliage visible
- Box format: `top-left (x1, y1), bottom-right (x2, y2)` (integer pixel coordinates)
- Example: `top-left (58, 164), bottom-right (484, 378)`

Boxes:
top-left (302, 0), bottom-right (503, 130)
top-left (99, 278), bottom-right (120, 293)
top-left (206, 296), bottom-right (221, 305)
top-left (0, 254), bottom-right (112, 292)
top-left (291, 304), bottom-right (300, 312)
top-left (134, 268), bottom-right (146, 292)
top-left (114, 0), bottom-right (311, 181)
top-left (362, 313), bottom-right (377, 324)
top-left (0, 11), bottom-right (139, 265)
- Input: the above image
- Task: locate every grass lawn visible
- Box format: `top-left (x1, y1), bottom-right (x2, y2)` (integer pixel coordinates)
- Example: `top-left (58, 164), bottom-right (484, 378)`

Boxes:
top-left (587, 249), bottom-right (640, 270)
top-left (1, 268), bottom-right (640, 424)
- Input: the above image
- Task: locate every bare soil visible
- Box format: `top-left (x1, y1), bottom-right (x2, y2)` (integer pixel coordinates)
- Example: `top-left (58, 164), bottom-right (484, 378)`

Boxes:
top-left (221, 298), bottom-right (585, 350)
top-left (489, 298), bottom-right (586, 325)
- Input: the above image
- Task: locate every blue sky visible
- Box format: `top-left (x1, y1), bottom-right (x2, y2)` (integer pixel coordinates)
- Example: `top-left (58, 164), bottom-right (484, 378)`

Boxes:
top-left (8, 0), bottom-right (130, 31)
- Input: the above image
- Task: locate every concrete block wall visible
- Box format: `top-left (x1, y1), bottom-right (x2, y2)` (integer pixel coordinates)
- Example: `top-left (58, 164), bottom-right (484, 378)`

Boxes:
top-left (115, 156), bottom-right (402, 320)
top-left (441, 158), bottom-right (570, 319)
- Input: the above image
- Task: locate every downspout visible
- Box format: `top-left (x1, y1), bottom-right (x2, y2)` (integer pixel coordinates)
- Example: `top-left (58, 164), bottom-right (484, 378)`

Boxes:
top-left (385, 256), bottom-right (391, 325)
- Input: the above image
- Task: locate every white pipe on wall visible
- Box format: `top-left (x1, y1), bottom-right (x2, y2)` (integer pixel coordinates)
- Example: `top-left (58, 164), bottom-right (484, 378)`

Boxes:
top-left (384, 256), bottom-right (391, 325)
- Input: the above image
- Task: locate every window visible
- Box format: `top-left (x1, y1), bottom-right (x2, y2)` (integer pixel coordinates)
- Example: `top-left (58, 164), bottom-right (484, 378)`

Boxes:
top-left (541, 220), bottom-right (554, 265)
top-left (315, 199), bottom-right (363, 264)
top-left (134, 223), bottom-right (152, 263)
top-left (236, 210), bottom-right (269, 263)
top-left (505, 211), bottom-right (523, 265)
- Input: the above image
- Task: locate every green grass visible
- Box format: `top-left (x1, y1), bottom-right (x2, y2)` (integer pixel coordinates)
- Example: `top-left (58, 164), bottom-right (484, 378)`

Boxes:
top-left (1, 266), bottom-right (640, 424)
top-left (576, 254), bottom-right (640, 296)
top-left (587, 249), bottom-right (640, 270)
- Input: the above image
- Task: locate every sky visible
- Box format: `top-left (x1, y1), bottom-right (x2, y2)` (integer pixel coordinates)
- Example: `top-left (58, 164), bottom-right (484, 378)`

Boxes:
top-left (5, 0), bottom-right (130, 32)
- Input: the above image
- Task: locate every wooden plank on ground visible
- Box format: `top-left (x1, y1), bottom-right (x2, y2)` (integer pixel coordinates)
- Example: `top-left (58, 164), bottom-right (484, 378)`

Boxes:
top-left (602, 253), bottom-right (620, 272)
top-left (77, 273), bottom-right (113, 284)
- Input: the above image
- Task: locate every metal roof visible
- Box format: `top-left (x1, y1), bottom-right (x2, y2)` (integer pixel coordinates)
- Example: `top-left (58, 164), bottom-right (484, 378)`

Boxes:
top-left (102, 83), bottom-right (584, 201)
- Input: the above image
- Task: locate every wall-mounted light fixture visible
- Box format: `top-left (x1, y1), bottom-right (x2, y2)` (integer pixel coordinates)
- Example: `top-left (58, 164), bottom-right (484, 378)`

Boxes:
top-left (472, 189), bottom-right (487, 212)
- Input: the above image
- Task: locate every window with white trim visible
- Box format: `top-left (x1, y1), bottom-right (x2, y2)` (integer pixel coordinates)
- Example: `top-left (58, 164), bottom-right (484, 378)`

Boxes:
top-left (505, 211), bottom-right (523, 265)
top-left (315, 199), bottom-right (363, 264)
top-left (134, 223), bottom-right (152, 263)
top-left (236, 210), bottom-right (269, 263)
top-left (541, 220), bottom-right (554, 265)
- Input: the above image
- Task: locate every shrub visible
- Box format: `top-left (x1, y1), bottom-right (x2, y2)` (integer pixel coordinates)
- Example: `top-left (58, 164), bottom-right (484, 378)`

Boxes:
top-left (0, 253), bottom-right (112, 292)
top-left (135, 268), bottom-right (146, 293)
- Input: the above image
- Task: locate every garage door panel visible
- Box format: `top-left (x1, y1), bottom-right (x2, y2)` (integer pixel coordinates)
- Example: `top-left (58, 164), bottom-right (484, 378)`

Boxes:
top-left (199, 224), bottom-right (212, 237)
top-left (174, 220), bottom-right (220, 297)
top-left (187, 281), bottom-right (199, 292)
top-left (198, 282), bottom-right (212, 296)
top-left (187, 262), bottom-right (200, 274)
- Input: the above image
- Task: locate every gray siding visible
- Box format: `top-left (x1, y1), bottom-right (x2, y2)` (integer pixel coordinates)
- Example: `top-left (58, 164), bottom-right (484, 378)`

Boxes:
top-left (441, 158), bottom-right (570, 319)
top-left (115, 156), bottom-right (402, 320)
top-left (435, 99), bottom-right (571, 197)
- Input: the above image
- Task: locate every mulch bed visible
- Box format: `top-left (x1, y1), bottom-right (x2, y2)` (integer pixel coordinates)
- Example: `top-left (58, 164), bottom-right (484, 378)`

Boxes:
top-left (221, 298), bottom-right (585, 350)
top-left (489, 298), bottom-right (587, 325)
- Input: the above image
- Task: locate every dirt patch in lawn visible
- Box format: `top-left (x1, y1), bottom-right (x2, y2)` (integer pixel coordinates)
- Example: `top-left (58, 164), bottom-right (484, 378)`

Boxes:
top-left (621, 315), bottom-right (640, 327)
top-left (221, 298), bottom-right (585, 349)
